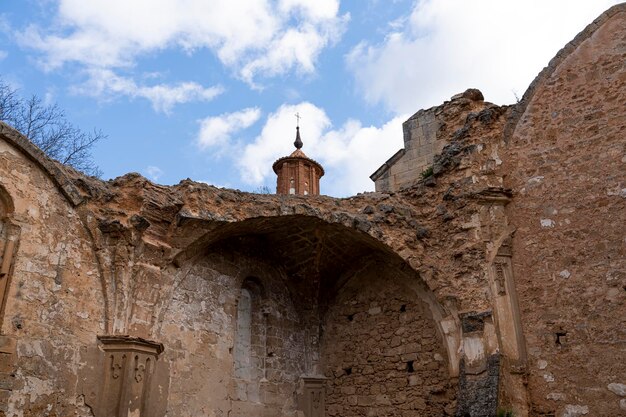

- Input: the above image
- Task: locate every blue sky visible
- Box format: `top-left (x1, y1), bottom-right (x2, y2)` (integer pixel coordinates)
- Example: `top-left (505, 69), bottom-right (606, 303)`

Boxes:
top-left (0, 0), bottom-right (621, 196)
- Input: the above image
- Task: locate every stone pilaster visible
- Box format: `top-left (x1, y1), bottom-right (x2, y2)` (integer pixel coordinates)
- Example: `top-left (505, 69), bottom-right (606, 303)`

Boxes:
top-left (297, 376), bottom-right (326, 417)
top-left (95, 335), bottom-right (165, 417)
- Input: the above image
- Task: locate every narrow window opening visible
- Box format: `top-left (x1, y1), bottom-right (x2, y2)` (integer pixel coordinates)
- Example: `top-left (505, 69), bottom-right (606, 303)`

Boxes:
top-left (234, 289), bottom-right (252, 380)
top-left (343, 367), bottom-right (352, 376)
top-left (400, 304), bottom-right (407, 312)
top-left (347, 314), bottom-right (354, 322)
top-left (406, 360), bottom-right (415, 373)
top-left (555, 331), bottom-right (567, 346)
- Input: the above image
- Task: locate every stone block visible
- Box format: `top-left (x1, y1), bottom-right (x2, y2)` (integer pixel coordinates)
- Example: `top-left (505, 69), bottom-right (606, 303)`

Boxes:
top-left (422, 121), bottom-right (439, 143)
top-left (0, 336), bottom-right (16, 354)
top-left (0, 353), bottom-right (15, 374)
top-left (608, 383), bottom-right (626, 396)
top-left (0, 372), bottom-right (14, 390)
top-left (417, 143), bottom-right (435, 158)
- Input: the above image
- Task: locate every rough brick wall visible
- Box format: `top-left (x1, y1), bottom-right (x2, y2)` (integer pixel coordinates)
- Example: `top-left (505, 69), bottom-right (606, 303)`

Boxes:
top-left (502, 6), bottom-right (626, 416)
top-left (275, 157), bottom-right (323, 196)
top-left (321, 262), bottom-right (455, 416)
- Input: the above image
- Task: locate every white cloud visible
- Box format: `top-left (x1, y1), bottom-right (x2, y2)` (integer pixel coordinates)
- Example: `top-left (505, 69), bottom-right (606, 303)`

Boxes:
top-left (72, 69), bottom-right (223, 113)
top-left (279, 0), bottom-right (340, 21)
top-left (317, 115), bottom-right (405, 196)
top-left (0, 50), bottom-right (7, 60)
top-left (17, 0), bottom-right (348, 85)
top-left (197, 107), bottom-right (262, 150)
top-left (239, 102), bottom-right (330, 185)
top-left (145, 165), bottom-right (163, 182)
top-left (240, 19), bottom-right (347, 86)
top-left (239, 102), bottom-right (404, 196)
top-left (347, 0), bottom-right (623, 113)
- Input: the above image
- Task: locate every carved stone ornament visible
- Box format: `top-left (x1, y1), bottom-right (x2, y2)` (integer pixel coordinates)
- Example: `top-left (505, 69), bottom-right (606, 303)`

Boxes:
top-left (493, 261), bottom-right (507, 295)
top-left (95, 335), bottom-right (164, 417)
top-left (298, 376), bottom-right (326, 417)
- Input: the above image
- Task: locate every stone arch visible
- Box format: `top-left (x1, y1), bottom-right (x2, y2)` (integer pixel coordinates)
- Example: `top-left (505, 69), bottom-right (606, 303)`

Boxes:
top-left (503, 3), bottom-right (626, 142)
top-left (169, 215), bottom-right (457, 373)
top-left (159, 214), bottom-right (462, 416)
top-left (0, 121), bottom-right (83, 207)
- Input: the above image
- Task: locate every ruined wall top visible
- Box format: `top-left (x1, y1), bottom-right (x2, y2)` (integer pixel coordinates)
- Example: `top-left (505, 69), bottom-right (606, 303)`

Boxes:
top-left (0, 121), bottom-right (83, 206)
top-left (370, 88), bottom-right (496, 193)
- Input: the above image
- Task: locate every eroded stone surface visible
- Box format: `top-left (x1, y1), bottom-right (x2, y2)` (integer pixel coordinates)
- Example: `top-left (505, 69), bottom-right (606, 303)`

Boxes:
top-left (0, 4), bottom-right (624, 417)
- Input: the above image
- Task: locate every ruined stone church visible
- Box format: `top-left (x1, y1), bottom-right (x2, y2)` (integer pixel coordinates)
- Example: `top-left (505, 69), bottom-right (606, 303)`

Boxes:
top-left (0, 4), bottom-right (624, 417)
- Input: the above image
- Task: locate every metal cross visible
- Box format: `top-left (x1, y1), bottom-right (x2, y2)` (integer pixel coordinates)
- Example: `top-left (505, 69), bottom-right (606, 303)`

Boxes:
top-left (295, 112), bottom-right (301, 127)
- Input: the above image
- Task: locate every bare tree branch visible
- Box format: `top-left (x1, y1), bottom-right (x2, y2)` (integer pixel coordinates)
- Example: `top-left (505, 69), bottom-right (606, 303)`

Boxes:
top-left (0, 78), bottom-right (106, 177)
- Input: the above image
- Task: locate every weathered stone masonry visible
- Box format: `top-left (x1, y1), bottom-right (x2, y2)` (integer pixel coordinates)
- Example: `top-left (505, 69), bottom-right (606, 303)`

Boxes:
top-left (0, 4), bottom-right (624, 417)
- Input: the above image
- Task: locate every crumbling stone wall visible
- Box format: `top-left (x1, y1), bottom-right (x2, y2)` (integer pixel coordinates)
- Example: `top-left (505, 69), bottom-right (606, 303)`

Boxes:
top-left (370, 88), bottom-right (492, 193)
top-left (501, 5), bottom-right (626, 416)
top-left (321, 261), bottom-right (455, 416)
top-left (0, 112), bottom-right (509, 416)
top-left (160, 251), bottom-right (306, 417)
top-left (0, 4), bottom-right (623, 417)
top-left (0, 133), bottom-right (105, 416)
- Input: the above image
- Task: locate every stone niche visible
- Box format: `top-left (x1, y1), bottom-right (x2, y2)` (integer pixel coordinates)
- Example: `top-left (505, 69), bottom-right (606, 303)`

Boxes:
top-left (455, 311), bottom-right (500, 417)
top-left (81, 335), bottom-right (168, 417)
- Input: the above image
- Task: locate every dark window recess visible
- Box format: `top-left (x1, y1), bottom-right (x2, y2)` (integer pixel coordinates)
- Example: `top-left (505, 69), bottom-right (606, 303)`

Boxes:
top-left (406, 361), bottom-right (415, 373)
top-left (347, 314), bottom-right (354, 322)
top-left (555, 331), bottom-right (567, 346)
top-left (400, 304), bottom-right (407, 312)
top-left (343, 367), bottom-right (352, 376)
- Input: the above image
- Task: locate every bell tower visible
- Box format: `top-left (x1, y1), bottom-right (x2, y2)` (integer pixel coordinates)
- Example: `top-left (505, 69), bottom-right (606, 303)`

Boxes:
top-left (272, 121), bottom-right (324, 196)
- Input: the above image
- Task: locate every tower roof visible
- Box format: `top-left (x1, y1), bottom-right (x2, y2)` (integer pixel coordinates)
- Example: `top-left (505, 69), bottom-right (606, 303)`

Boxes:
top-left (272, 126), bottom-right (325, 176)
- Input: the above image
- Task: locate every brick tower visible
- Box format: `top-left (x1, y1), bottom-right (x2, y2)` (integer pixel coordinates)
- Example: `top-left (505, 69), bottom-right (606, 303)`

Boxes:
top-left (272, 126), bottom-right (324, 195)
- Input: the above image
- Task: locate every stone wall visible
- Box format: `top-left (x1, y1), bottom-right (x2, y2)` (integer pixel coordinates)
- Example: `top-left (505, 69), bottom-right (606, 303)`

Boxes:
top-left (160, 251), bottom-right (306, 417)
top-left (370, 89), bottom-right (489, 193)
top-left (0, 4), bottom-right (623, 416)
top-left (321, 261), bottom-right (455, 416)
top-left (501, 5), bottom-right (626, 416)
top-left (0, 134), bottom-right (104, 416)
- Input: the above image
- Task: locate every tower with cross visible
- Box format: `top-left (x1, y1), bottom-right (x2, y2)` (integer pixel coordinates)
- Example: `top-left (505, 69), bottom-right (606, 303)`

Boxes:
top-left (272, 113), bottom-right (324, 196)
